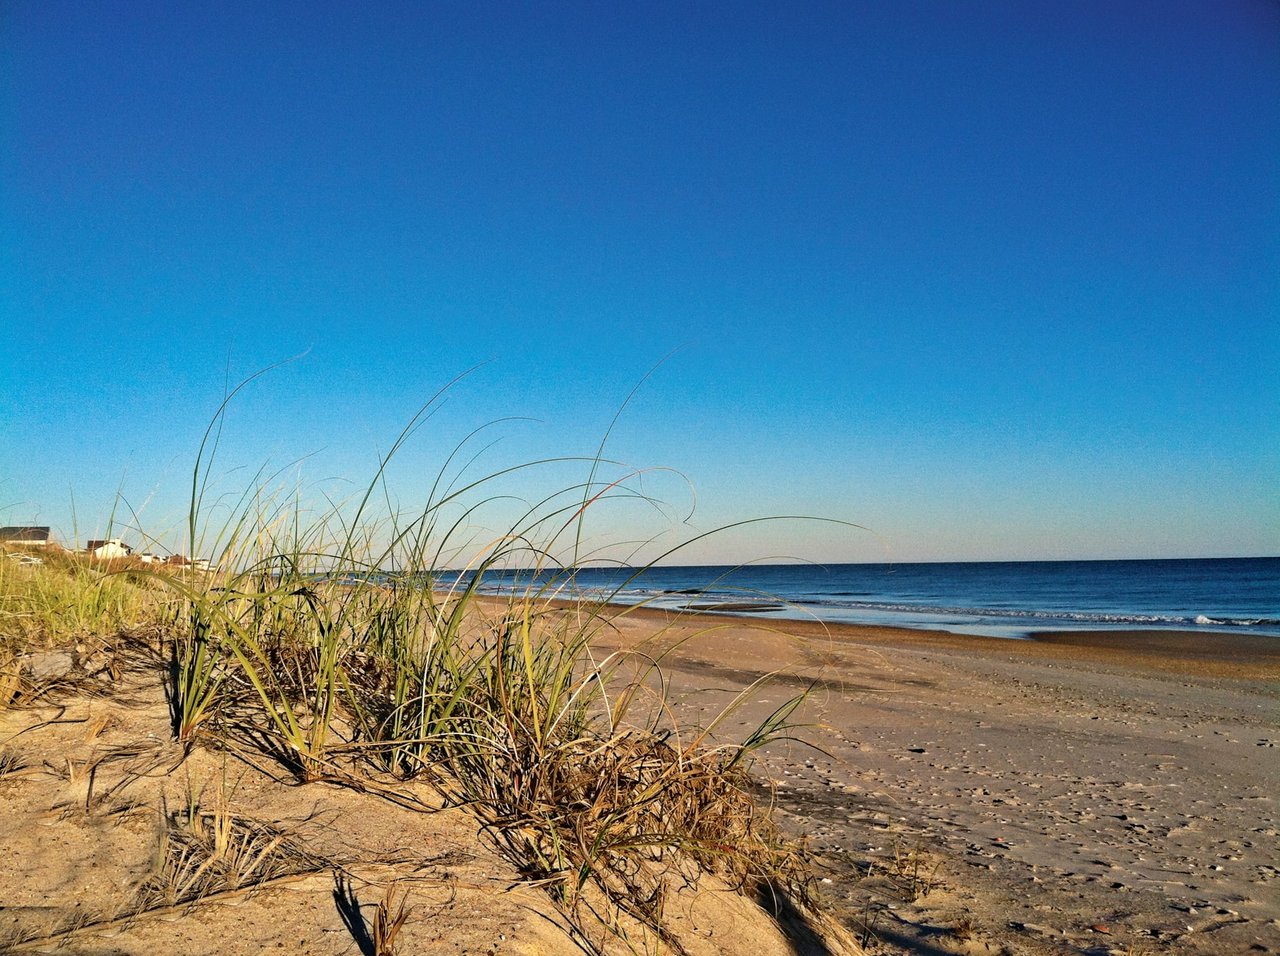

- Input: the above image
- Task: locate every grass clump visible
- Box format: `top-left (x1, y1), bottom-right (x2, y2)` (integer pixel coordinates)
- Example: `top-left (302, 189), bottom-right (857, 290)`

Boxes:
top-left (0, 552), bottom-right (174, 713)
top-left (334, 876), bottom-right (412, 956)
top-left (6, 372), bottom-right (831, 951)
top-left (0, 549), bottom-right (172, 650)
top-left (141, 777), bottom-right (323, 908)
top-left (164, 514), bottom-right (815, 943)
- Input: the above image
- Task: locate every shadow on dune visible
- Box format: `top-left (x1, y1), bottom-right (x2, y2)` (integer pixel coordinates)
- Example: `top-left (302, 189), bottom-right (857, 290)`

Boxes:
top-left (332, 873), bottom-right (376, 956)
top-left (867, 922), bottom-right (976, 955)
top-left (755, 881), bottom-right (837, 956)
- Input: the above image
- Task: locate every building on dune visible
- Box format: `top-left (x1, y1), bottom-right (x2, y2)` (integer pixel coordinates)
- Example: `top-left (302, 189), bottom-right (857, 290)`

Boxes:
top-left (86, 538), bottom-right (133, 560)
top-left (1, 526), bottom-right (53, 547)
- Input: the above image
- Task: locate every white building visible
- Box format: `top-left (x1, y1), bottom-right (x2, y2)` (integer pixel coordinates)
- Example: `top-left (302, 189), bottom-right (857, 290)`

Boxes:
top-left (87, 538), bottom-right (132, 560)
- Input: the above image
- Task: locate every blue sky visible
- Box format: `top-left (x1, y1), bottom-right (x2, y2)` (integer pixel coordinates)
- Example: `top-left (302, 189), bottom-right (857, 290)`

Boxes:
top-left (2, 1), bottom-right (1277, 564)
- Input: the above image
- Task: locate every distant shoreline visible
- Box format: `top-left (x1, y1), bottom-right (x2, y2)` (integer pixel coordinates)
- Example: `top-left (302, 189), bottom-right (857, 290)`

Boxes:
top-left (457, 587), bottom-right (1280, 640)
top-left (476, 594), bottom-right (1280, 681)
top-left (448, 555), bottom-right (1280, 640)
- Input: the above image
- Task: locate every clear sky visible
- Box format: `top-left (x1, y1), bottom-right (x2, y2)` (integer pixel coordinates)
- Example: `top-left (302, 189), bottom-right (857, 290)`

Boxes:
top-left (2, 1), bottom-right (1278, 565)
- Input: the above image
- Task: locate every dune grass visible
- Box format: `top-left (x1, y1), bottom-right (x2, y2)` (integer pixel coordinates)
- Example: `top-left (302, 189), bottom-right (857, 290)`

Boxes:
top-left (1, 380), bottom-right (827, 951)
top-left (0, 548), bottom-right (171, 647)
top-left (141, 768), bottom-right (326, 909)
top-left (0, 549), bottom-right (175, 712)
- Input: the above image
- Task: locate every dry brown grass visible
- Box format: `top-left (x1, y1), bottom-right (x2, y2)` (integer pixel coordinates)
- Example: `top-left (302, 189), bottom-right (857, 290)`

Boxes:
top-left (0, 380), bottom-right (846, 955)
top-left (140, 786), bottom-right (325, 908)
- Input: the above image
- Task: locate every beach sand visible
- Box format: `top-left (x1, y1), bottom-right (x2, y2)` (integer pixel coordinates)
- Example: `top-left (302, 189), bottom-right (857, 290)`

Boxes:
top-left (2, 603), bottom-right (1276, 954)
top-left (586, 607), bottom-right (1280, 954)
top-left (0, 620), bottom-right (859, 956)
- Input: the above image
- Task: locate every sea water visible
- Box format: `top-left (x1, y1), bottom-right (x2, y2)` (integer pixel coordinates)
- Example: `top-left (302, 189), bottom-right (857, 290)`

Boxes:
top-left (457, 557), bottom-right (1280, 639)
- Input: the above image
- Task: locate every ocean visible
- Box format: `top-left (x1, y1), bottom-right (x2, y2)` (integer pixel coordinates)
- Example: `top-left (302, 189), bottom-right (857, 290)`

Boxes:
top-left (456, 557), bottom-right (1280, 639)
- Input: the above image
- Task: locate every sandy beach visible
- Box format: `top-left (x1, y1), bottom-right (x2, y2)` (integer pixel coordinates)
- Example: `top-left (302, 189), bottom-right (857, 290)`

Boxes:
top-left (0, 618), bottom-right (859, 956)
top-left (586, 607), bottom-right (1280, 954)
top-left (2, 590), bottom-right (1277, 955)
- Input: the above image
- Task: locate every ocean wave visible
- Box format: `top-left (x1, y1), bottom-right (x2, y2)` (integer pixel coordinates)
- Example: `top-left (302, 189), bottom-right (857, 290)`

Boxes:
top-left (626, 592), bottom-right (1277, 630)
top-left (785, 598), bottom-right (1275, 629)
top-left (448, 561), bottom-right (1280, 637)
top-left (1194, 614), bottom-right (1277, 627)
top-left (483, 583), bottom-right (1276, 630)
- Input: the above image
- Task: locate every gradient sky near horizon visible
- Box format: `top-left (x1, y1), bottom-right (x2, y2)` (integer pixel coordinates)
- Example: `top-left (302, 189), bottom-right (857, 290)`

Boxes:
top-left (2, 1), bottom-right (1278, 565)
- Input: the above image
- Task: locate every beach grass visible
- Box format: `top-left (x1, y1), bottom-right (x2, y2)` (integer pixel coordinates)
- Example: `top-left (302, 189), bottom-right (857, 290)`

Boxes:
top-left (0, 382), bottom-right (830, 952)
top-left (0, 548), bottom-right (170, 648)
top-left (0, 549), bottom-right (173, 713)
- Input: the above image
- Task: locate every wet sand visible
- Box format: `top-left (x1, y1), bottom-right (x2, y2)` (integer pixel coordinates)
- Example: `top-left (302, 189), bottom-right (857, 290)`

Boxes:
top-left (583, 606), bottom-right (1280, 954)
